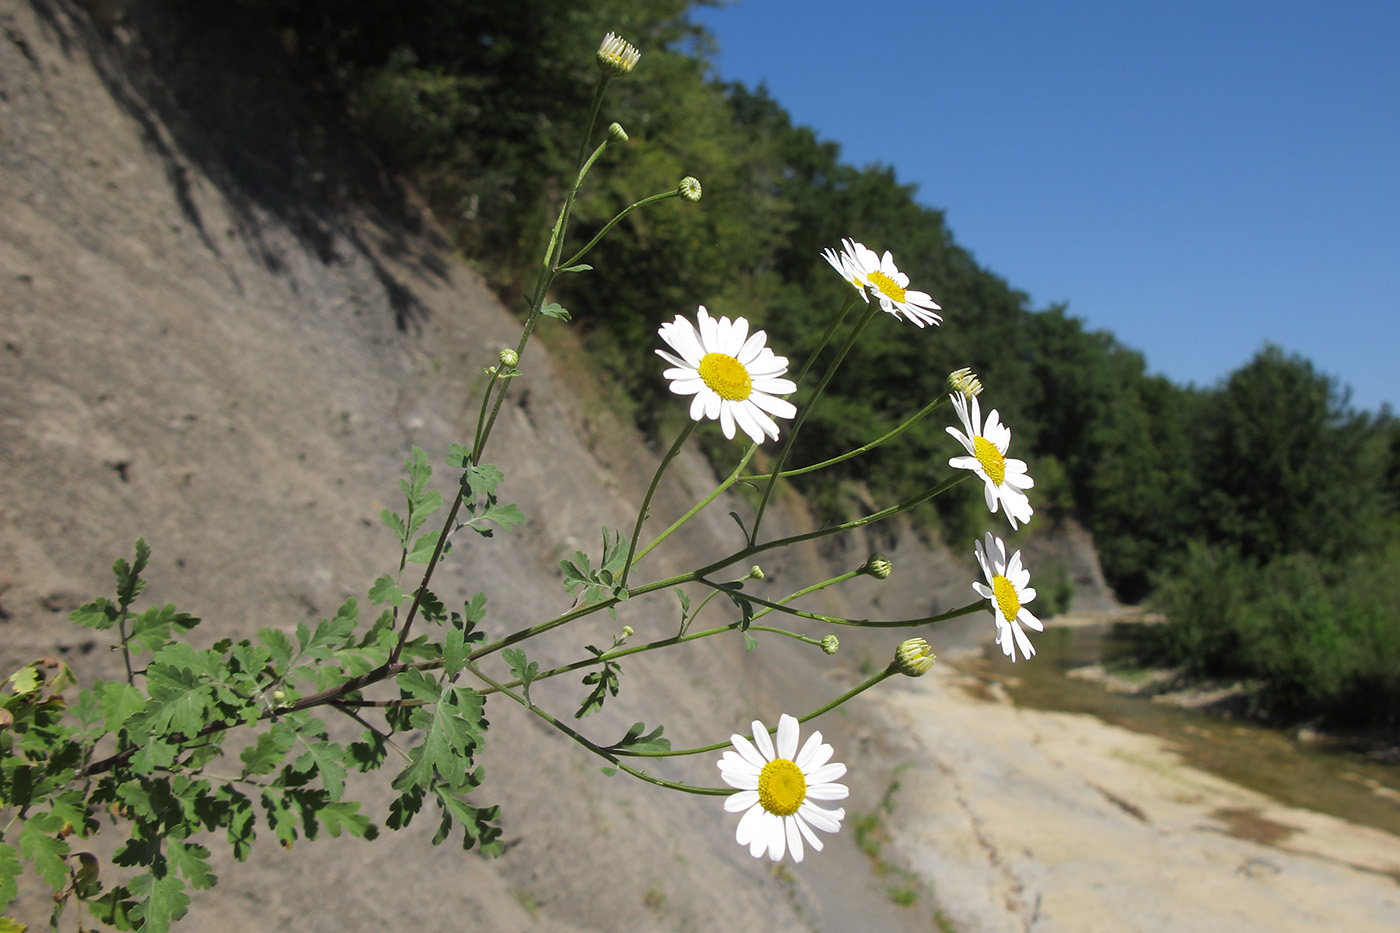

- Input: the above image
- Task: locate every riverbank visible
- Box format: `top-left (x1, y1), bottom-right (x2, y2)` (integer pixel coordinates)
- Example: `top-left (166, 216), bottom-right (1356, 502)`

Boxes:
top-left (870, 647), bottom-right (1400, 931)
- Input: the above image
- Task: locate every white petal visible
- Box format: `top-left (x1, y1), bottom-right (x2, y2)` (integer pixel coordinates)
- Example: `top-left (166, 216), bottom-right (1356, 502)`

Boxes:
top-left (793, 812), bottom-right (824, 852)
top-left (794, 731), bottom-right (826, 770)
top-left (735, 801), bottom-right (764, 847)
top-left (719, 402), bottom-right (737, 440)
top-left (729, 734), bottom-right (766, 770)
top-left (776, 714), bottom-right (799, 760)
top-left (751, 722), bottom-right (775, 761)
top-left (798, 802), bottom-right (843, 834)
top-left (804, 782), bottom-right (849, 801)
top-left (785, 816), bottom-right (804, 863)
top-left (766, 812), bottom-right (787, 861)
top-left (725, 790), bottom-right (759, 812)
top-left (804, 762), bottom-right (847, 785)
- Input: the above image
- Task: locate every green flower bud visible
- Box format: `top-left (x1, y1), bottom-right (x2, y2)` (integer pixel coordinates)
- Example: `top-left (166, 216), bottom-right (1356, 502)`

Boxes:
top-left (860, 554), bottom-right (893, 580)
top-left (948, 367), bottom-right (984, 398)
top-left (895, 638), bottom-right (935, 677)
top-left (678, 176), bottom-right (702, 202)
top-left (272, 689), bottom-right (286, 702)
top-left (608, 122), bottom-right (629, 143)
top-left (820, 635), bottom-right (840, 656)
top-left (596, 32), bottom-right (640, 77)
top-left (622, 625), bottom-right (634, 638)
top-left (499, 348), bottom-right (520, 367)
top-left (749, 564), bottom-right (765, 581)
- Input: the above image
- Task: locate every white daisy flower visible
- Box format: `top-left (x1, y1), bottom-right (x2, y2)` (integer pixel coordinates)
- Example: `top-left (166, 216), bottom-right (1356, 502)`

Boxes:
top-left (946, 392), bottom-right (1034, 529)
top-left (718, 713), bottom-right (848, 863)
top-left (827, 238), bottom-right (942, 328)
top-left (596, 32), bottom-right (640, 77)
top-left (656, 306), bottom-right (797, 444)
top-left (821, 241), bottom-right (865, 295)
top-left (972, 532), bottom-right (1044, 662)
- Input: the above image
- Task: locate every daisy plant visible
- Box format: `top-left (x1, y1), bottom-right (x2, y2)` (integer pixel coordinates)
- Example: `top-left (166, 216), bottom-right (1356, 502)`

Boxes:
top-left (6, 31), bottom-right (1059, 928)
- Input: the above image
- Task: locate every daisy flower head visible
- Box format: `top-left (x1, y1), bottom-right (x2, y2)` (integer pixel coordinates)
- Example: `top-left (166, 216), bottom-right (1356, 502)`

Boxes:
top-left (718, 713), bottom-right (848, 864)
top-left (821, 239), bottom-right (866, 295)
top-left (596, 32), bottom-right (640, 77)
top-left (837, 239), bottom-right (943, 328)
top-left (946, 392), bottom-right (1034, 529)
top-left (972, 532), bottom-right (1044, 662)
top-left (656, 306), bottom-right (797, 444)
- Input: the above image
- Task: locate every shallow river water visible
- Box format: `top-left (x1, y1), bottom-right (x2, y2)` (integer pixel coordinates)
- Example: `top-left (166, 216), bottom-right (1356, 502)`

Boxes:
top-left (959, 622), bottom-right (1400, 839)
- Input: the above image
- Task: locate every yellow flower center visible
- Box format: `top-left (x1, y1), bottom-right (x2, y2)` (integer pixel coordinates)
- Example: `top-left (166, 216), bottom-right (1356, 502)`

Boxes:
top-left (867, 270), bottom-right (906, 304)
top-left (757, 758), bottom-right (807, 817)
top-left (973, 435), bottom-right (1006, 486)
top-left (698, 352), bottom-right (752, 401)
top-left (992, 574), bottom-right (1020, 622)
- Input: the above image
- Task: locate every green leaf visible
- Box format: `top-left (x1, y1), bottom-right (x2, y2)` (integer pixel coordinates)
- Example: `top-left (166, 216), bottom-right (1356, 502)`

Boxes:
top-left (99, 681), bottom-right (146, 734)
top-left (0, 842), bottom-right (22, 908)
top-left (743, 632), bottom-right (759, 653)
top-left (380, 507), bottom-right (408, 547)
top-left (465, 503), bottom-right (525, 537)
top-left (17, 812), bottom-right (69, 890)
top-left (464, 463), bottom-right (503, 498)
top-left (69, 596), bottom-right (119, 630)
top-left (6, 665), bottom-right (40, 696)
top-left (114, 538), bottom-right (151, 610)
top-left (674, 587), bottom-right (691, 617)
top-left (368, 574), bottom-right (406, 607)
top-left (407, 529), bottom-right (444, 564)
top-left (258, 628), bottom-right (294, 673)
top-left (127, 866), bottom-right (190, 933)
top-left (128, 604), bottom-right (200, 655)
top-left (295, 737), bottom-right (349, 802)
top-left (319, 800), bottom-right (377, 840)
top-left (501, 648), bottom-right (538, 703)
top-left (611, 722), bottom-right (671, 755)
top-left (432, 787), bottom-right (502, 854)
top-left (445, 443), bottom-right (472, 468)
top-left (392, 672), bottom-right (486, 792)
top-left (557, 264), bottom-right (593, 274)
top-left (167, 841), bottom-right (216, 891)
top-left (240, 726), bottom-right (296, 778)
top-left (539, 301), bottom-right (572, 321)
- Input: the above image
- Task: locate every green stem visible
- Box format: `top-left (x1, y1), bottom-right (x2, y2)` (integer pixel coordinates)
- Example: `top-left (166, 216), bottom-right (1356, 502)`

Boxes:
top-left (749, 301), bottom-right (882, 545)
top-left (700, 581), bottom-right (987, 629)
top-left (615, 667), bottom-right (899, 758)
top-left (481, 569), bottom-right (865, 695)
top-left (558, 189), bottom-right (681, 272)
top-left (619, 421), bottom-right (695, 589)
top-left (633, 443), bottom-right (758, 566)
top-left (740, 395), bottom-right (949, 481)
top-left (466, 662), bottom-right (730, 796)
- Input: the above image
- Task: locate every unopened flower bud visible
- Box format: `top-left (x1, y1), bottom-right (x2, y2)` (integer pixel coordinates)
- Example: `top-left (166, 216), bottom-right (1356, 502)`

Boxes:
top-left (860, 554), bottom-right (892, 580)
top-left (608, 122), bottom-right (629, 143)
top-left (895, 637), bottom-right (935, 677)
top-left (272, 689), bottom-right (286, 702)
top-left (622, 625), bottom-right (634, 638)
top-left (820, 635), bottom-right (840, 656)
top-left (484, 365), bottom-right (499, 376)
top-left (499, 348), bottom-right (519, 367)
top-left (749, 565), bottom-right (764, 581)
top-left (678, 176), bottom-right (702, 202)
top-left (596, 32), bottom-right (640, 77)
top-left (948, 367), bottom-right (983, 398)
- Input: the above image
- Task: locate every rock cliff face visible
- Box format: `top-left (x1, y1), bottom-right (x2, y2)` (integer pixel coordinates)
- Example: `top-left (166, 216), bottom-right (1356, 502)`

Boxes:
top-left (3, 2), bottom-right (1087, 929)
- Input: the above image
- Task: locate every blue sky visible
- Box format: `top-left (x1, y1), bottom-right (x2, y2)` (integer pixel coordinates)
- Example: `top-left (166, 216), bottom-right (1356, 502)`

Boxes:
top-left (691, 1), bottom-right (1399, 412)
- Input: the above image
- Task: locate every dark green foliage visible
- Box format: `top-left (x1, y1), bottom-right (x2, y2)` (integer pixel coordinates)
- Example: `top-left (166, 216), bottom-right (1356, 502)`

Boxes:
top-left (1156, 541), bottom-right (1400, 727)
